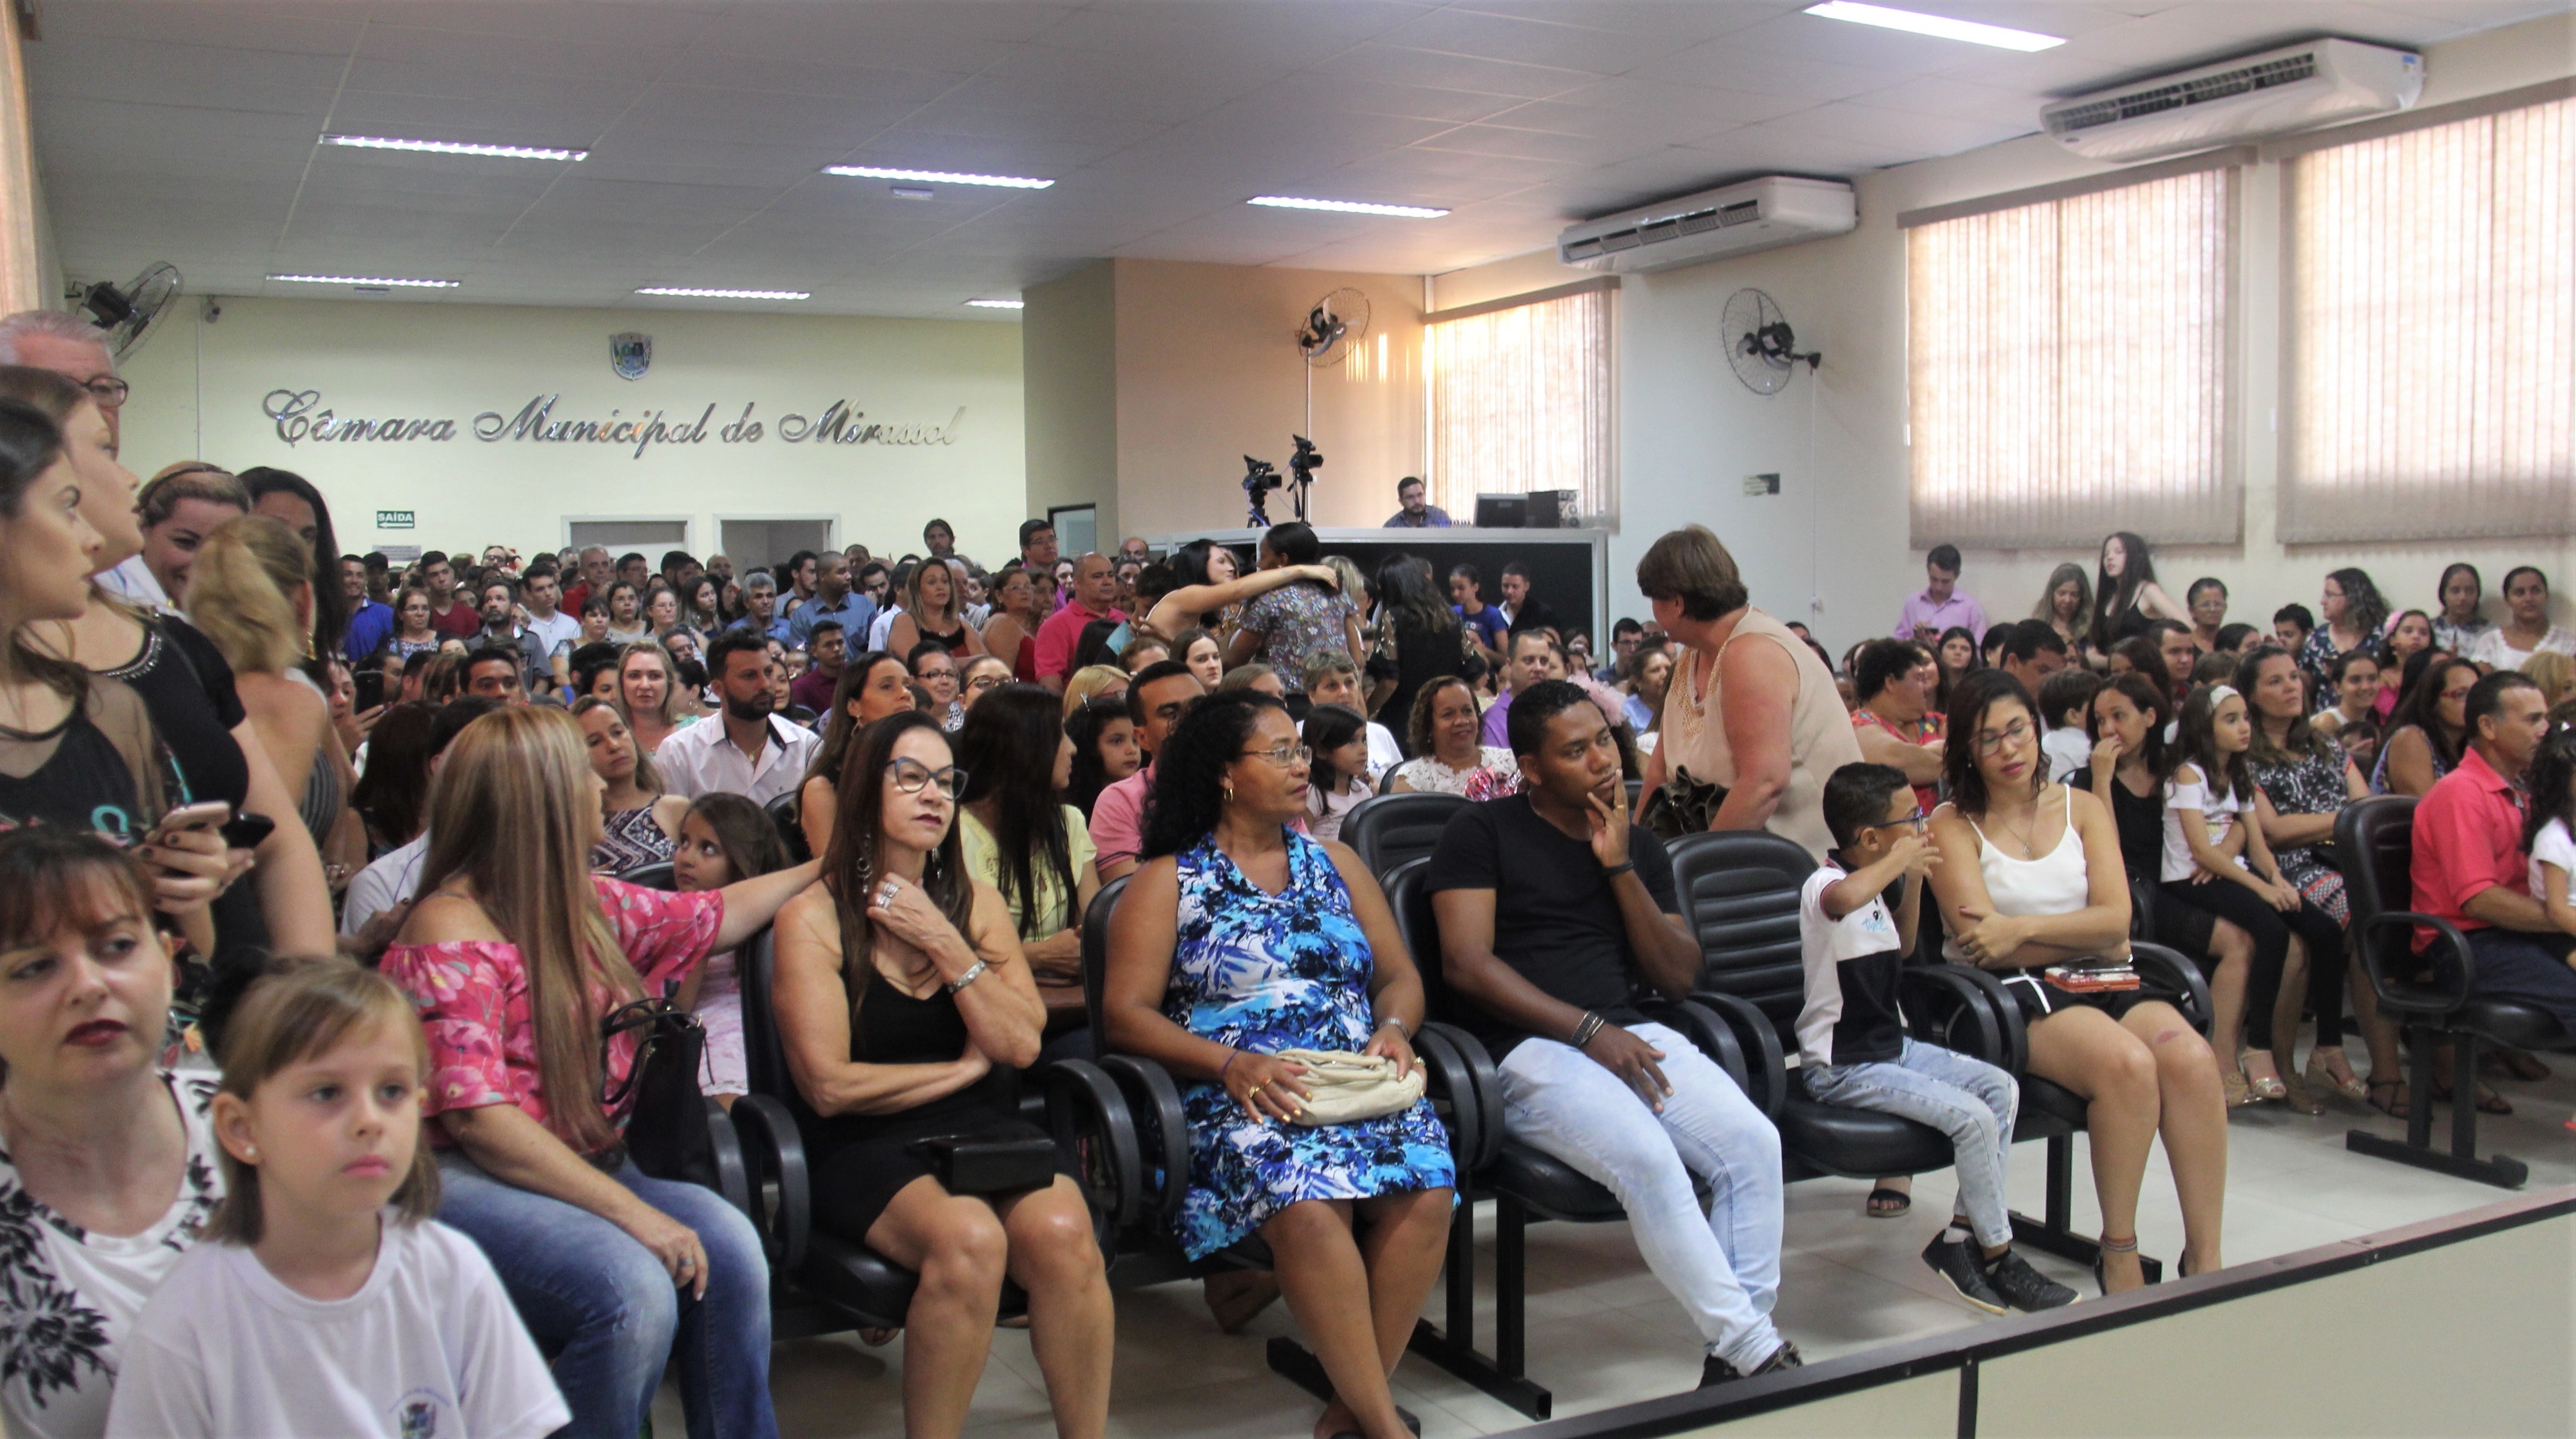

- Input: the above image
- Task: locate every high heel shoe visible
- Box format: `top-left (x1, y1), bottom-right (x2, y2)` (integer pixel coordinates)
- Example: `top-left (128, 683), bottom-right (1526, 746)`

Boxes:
top-left (2093, 1234), bottom-right (2141, 1297)
top-left (2239, 1052), bottom-right (2285, 1101)
top-left (2304, 1053), bottom-right (2367, 1103)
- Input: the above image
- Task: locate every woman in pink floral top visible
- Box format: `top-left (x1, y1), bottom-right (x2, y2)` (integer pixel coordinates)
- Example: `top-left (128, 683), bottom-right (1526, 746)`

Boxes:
top-left (380, 707), bottom-right (816, 1439)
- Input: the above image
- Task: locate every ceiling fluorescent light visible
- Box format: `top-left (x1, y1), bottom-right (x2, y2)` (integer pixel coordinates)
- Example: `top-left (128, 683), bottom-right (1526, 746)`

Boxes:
top-left (635, 286), bottom-right (811, 301)
top-left (1802, 2), bottom-right (2063, 51)
top-left (1247, 196), bottom-right (1448, 218)
top-left (268, 274), bottom-right (459, 288)
top-left (825, 165), bottom-right (1054, 189)
top-left (324, 134), bottom-right (588, 162)
top-left (967, 299), bottom-right (1024, 309)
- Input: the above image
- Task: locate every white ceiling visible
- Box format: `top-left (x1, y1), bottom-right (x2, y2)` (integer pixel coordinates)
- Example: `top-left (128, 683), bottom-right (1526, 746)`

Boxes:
top-left (25, 0), bottom-right (2568, 319)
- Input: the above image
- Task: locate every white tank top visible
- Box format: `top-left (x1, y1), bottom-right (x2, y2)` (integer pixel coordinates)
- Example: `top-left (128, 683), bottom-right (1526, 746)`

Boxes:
top-left (1944, 786), bottom-right (2090, 962)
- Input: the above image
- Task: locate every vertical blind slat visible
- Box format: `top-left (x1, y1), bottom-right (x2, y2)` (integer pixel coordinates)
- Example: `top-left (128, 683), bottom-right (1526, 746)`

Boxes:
top-left (1426, 290), bottom-right (1613, 518)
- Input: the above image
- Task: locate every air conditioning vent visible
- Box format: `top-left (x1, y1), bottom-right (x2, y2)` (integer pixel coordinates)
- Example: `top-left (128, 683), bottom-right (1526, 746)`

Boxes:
top-left (1556, 176), bottom-right (1855, 275)
top-left (2039, 38), bottom-right (2421, 163)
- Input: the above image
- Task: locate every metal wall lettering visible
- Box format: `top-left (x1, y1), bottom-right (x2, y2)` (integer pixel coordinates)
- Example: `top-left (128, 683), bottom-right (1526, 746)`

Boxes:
top-left (259, 389), bottom-right (964, 458)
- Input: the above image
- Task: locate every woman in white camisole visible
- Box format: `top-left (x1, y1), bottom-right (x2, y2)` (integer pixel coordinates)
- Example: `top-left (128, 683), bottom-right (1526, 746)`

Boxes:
top-left (1925, 670), bottom-right (2229, 1295)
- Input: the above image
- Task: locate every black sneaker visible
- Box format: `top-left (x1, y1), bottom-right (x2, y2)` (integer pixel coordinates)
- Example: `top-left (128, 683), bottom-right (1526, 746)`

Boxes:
top-left (1697, 1339), bottom-right (1803, 1388)
top-left (1981, 1249), bottom-right (2080, 1312)
top-left (1921, 1233), bottom-right (2008, 1314)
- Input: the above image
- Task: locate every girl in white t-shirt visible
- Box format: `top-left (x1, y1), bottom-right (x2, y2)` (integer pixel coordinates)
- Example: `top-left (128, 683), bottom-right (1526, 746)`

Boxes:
top-left (2159, 684), bottom-right (2346, 1110)
top-left (107, 962), bottom-right (566, 1439)
top-left (2526, 734), bottom-right (2576, 938)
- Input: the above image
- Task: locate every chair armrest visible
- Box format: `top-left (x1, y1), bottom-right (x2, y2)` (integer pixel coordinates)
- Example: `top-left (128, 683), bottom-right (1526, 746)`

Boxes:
top-left (1674, 993), bottom-right (1782, 1117)
top-left (1098, 1055), bottom-right (1191, 1230)
top-left (1898, 966), bottom-right (2008, 1068)
top-left (724, 1093), bottom-right (810, 1270)
top-left (1408, 1023), bottom-right (1485, 1175)
top-left (2355, 912), bottom-right (2475, 1013)
top-left (2130, 942), bottom-right (2213, 1038)
top-left (1419, 1021), bottom-right (1502, 1171)
top-left (704, 1099), bottom-right (752, 1220)
top-left (1928, 965), bottom-right (2028, 1073)
top-left (1038, 1058), bottom-right (1145, 1244)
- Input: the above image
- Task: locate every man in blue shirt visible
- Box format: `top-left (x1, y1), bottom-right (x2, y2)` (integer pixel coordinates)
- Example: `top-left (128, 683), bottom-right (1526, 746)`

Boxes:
top-left (728, 569), bottom-right (792, 644)
top-left (340, 554), bottom-right (394, 662)
top-left (787, 550), bottom-right (875, 651)
top-left (1385, 475), bottom-right (1452, 527)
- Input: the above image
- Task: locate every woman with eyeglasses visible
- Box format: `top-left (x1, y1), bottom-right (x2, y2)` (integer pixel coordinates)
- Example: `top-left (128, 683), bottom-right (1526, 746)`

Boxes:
top-left (1925, 669), bottom-right (2226, 1294)
top-left (773, 711), bottom-right (1113, 1438)
top-left (2373, 656), bottom-right (2479, 797)
top-left (1104, 689), bottom-right (1453, 1439)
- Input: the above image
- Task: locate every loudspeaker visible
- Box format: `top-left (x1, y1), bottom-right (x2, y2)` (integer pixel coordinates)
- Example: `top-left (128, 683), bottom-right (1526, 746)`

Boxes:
top-left (1527, 490), bottom-right (1578, 528)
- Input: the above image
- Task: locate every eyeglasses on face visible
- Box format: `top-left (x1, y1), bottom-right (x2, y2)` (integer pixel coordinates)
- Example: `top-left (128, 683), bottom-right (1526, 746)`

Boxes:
top-left (1239, 743), bottom-right (1313, 768)
top-left (1862, 812), bottom-right (1931, 833)
top-left (1973, 718), bottom-right (2033, 756)
top-left (963, 674), bottom-right (1004, 692)
top-left (885, 757), bottom-right (966, 797)
top-left (81, 375), bottom-right (130, 406)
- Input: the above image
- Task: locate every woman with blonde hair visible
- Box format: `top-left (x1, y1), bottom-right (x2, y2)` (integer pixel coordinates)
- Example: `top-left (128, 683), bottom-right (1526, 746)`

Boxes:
top-left (2522, 648), bottom-right (2575, 710)
top-left (384, 705), bottom-right (817, 1439)
top-left (885, 553), bottom-right (986, 663)
top-left (615, 638), bottom-right (691, 757)
top-left (113, 460), bottom-right (246, 609)
top-left (0, 366), bottom-right (334, 962)
top-left (186, 514), bottom-right (358, 854)
top-left (2032, 561), bottom-right (2095, 669)
top-left (1059, 663), bottom-right (1130, 718)
top-left (573, 695), bottom-right (690, 874)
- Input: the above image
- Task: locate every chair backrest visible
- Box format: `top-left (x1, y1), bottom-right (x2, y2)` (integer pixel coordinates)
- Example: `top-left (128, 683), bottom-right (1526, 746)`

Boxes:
top-left (1340, 791), bottom-right (1468, 881)
top-left (735, 925), bottom-right (808, 1119)
top-left (1381, 858), bottom-right (1459, 1023)
top-left (1667, 830), bottom-right (1817, 1033)
top-left (1082, 873), bottom-right (1131, 1038)
top-left (620, 859), bottom-right (677, 891)
top-left (2335, 793), bottom-right (2416, 958)
top-left (767, 792), bottom-right (810, 864)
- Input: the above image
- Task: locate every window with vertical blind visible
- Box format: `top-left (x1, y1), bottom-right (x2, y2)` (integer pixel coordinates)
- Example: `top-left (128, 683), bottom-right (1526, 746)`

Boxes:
top-left (2280, 95), bottom-right (2575, 542)
top-left (1424, 282), bottom-right (1614, 519)
top-left (1905, 168), bottom-right (2235, 548)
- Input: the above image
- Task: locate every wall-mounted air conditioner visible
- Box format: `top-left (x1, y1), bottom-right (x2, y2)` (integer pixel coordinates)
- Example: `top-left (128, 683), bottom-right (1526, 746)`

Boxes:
top-left (2040, 38), bottom-right (2423, 164)
top-left (1556, 176), bottom-right (1856, 275)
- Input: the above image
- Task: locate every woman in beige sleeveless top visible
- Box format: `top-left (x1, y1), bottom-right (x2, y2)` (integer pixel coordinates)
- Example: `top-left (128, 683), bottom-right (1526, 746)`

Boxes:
top-left (1637, 526), bottom-right (1860, 861)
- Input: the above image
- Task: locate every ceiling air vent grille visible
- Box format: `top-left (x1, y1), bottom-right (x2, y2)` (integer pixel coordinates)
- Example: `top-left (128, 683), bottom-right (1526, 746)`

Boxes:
top-left (2049, 53), bottom-right (2318, 134)
top-left (1716, 199), bottom-right (1763, 227)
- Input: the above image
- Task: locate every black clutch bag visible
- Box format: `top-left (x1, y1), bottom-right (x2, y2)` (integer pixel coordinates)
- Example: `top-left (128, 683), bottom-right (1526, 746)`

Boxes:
top-left (905, 1133), bottom-right (1058, 1196)
top-left (1639, 766), bottom-right (1728, 841)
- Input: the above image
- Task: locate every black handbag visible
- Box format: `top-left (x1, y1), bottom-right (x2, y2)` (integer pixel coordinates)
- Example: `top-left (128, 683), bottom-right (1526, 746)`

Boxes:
top-left (600, 995), bottom-right (717, 1188)
top-left (1639, 766), bottom-right (1728, 841)
top-left (904, 1133), bottom-right (1058, 1196)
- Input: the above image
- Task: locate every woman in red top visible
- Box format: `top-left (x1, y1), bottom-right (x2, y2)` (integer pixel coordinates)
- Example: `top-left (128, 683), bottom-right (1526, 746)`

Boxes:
top-left (1849, 639), bottom-right (1947, 817)
top-left (383, 706), bottom-right (816, 1439)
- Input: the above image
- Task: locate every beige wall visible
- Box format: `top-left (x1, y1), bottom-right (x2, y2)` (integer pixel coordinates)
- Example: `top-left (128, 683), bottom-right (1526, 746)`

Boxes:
top-left (118, 295), bottom-right (1027, 565)
top-left (1024, 258), bottom-right (1424, 545)
top-left (1434, 10), bottom-right (2576, 656)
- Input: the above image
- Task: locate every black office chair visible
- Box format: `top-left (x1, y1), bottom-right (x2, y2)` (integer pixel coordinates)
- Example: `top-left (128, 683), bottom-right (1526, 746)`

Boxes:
top-left (618, 860), bottom-right (677, 891)
top-left (2337, 795), bottom-right (2575, 1188)
top-left (1078, 872), bottom-right (1487, 1414)
top-left (731, 927), bottom-right (1141, 1338)
top-left (766, 792), bottom-right (809, 864)
top-left (1382, 857), bottom-right (1750, 1421)
top-left (1665, 831), bottom-right (1979, 1184)
top-left (1338, 791), bottom-right (1467, 879)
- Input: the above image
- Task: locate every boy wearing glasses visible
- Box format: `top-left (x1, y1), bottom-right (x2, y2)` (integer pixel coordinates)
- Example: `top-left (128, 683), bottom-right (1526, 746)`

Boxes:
top-left (1800, 763), bottom-right (2075, 1316)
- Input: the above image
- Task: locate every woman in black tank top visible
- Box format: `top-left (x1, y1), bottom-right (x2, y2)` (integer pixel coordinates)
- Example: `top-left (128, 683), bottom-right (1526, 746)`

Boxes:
top-left (771, 712), bottom-right (1111, 1436)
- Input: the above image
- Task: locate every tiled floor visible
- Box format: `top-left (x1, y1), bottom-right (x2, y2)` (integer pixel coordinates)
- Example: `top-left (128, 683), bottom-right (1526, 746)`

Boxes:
top-left (719, 1041), bottom-right (2576, 1438)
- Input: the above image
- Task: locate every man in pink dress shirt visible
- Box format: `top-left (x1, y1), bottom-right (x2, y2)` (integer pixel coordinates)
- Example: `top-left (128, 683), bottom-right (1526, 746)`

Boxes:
top-left (1892, 543), bottom-right (1986, 644)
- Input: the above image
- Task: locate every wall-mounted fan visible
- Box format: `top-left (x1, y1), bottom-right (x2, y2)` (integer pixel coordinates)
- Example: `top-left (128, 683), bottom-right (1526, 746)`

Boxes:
top-left (78, 262), bottom-right (183, 359)
top-left (1296, 287), bottom-right (1371, 367)
top-left (1721, 287), bottom-right (1819, 396)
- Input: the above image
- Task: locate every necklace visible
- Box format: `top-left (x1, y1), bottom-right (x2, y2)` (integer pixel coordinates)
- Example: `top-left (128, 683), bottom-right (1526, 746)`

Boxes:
top-left (1989, 799), bottom-right (2041, 857)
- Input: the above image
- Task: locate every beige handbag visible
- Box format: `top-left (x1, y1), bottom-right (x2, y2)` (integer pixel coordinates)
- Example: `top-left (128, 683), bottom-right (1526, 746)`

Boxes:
top-left (1272, 1049), bottom-right (1426, 1126)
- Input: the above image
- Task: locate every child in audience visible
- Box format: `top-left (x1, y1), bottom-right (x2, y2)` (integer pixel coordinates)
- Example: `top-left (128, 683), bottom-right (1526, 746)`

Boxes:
top-left (2525, 733), bottom-right (2576, 939)
top-left (108, 961), bottom-right (567, 1439)
top-left (2036, 668), bottom-right (2101, 784)
top-left (2337, 715), bottom-right (2383, 774)
top-left (1301, 701), bottom-right (1374, 842)
top-left (671, 792), bottom-right (791, 1107)
top-left (1799, 764), bottom-right (2078, 1315)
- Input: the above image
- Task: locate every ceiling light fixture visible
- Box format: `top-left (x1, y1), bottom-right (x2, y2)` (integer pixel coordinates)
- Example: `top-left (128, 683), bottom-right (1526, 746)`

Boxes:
top-left (634, 286), bottom-right (811, 300)
top-left (268, 274), bottom-right (459, 288)
top-left (824, 165), bottom-right (1054, 189)
top-left (1247, 196), bottom-right (1449, 219)
top-left (322, 134), bottom-right (589, 161)
top-left (967, 299), bottom-right (1025, 309)
top-left (1801, 2), bottom-right (2064, 51)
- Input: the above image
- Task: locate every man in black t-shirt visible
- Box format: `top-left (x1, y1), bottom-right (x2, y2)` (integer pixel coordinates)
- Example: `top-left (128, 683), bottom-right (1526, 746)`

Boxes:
top-left (1426, 681), bottom-right (1795, 1388)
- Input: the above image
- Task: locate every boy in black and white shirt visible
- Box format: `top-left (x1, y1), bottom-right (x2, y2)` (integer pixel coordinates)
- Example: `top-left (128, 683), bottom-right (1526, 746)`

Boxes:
top-left (1799, 763), bottom-right (2075, 1316)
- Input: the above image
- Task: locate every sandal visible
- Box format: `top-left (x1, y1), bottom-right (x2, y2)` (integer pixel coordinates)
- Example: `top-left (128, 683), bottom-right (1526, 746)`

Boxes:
top-left (2429, 1079), bottom-right (2513, 1115)
top-left (2278, 1071), bottom-right (2326, 1116)
top-left (2304, 1054), bottom-right (2368, 1102)
top-left (2503, 1049), bottom-right (2554, 1082)
top-left (2219, 1066), bottom-right (2254, 1109)
top-left (2238, 1052), bottom-right (2285, 1102)
top-left (1865, 1186), bottom-right (1912, 1219)
top-left (2366, 1078), bottom-right (2409, 1120)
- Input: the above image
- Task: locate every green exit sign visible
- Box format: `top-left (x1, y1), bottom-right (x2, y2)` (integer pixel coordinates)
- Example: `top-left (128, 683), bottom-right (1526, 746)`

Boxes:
top-left (376, 510), bottom-right (415, 530)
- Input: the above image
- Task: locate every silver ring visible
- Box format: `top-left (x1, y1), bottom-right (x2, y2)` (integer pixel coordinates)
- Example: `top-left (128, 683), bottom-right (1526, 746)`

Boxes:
top-left (876, 883), bottom-right (899, 906)
top-left (677, 1256), bottom-right (694, 1269)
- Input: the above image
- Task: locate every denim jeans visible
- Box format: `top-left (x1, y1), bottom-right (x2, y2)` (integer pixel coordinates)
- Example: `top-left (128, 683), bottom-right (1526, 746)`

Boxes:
top-left (1802, 1038), bottom-right (2019, 1250)
top-left (436, 1150), bottom-right (776, 1439)
top-left (1496, 1022), bottom-right (1785, 1369)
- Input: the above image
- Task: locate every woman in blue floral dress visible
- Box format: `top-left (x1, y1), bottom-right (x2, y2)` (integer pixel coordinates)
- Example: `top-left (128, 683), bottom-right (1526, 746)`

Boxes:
top-left (1105, 689), bottom-right (1454, 1439)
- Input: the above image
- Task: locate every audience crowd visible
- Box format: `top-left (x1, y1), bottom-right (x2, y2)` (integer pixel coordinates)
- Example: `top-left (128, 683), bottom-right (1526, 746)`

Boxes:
top-left (2, 308), bottom-right (2573, 1439)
